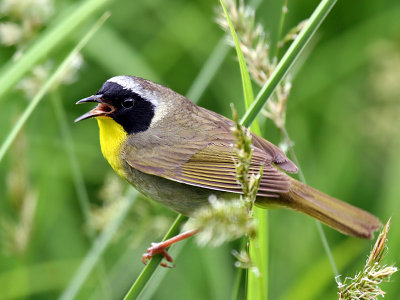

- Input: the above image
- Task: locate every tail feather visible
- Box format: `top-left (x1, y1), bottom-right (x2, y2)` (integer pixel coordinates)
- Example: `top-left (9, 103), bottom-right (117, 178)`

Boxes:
top-left (264, 177), bottom-right (381, 239)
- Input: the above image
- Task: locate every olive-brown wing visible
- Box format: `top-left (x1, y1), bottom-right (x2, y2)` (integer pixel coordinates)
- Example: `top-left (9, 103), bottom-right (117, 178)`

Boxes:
top-left (123, 133), bottom-right (290, 198)
top-left (202, 107), bottom-right (298, 173)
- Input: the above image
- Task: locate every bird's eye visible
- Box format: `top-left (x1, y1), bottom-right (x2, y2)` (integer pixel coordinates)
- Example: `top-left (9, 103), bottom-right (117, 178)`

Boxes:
top-left (122, 98), bottom-right (134, 108)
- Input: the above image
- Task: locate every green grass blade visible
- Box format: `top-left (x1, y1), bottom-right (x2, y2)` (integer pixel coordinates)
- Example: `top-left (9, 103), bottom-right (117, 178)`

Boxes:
top-left (50, 92), bottom-right (94, 236)
top-left (134, 241), bottom-right (188, 300)
top-left (51, 92), bottom-right (113, 298)
top-left (0, 0), bottom-right (113, 101)
top-left (219, 1), bottom-right (266, 299)
top-left (0, 260), bottom-right (79, 300)
top-left (58, 189), bottom-right (138, 300)
top-left (241, 0), bottom-right (338, 127)
top-left (123, 214), bottom-right (188, 300)
top-left (282, 127), bottom-right (339, 276)
top-left (219, 0), bottom-right (254, 109)
top-left (280, 239), bottom-right (363, 300)
top-left (248, 208), bottom-right (268, 300)
top-left (186, 38), bottom-right (230, 103)
top-left (0, 13), bottom-right (110, 163)
top-left (80, 25), bottom-right (160, 81)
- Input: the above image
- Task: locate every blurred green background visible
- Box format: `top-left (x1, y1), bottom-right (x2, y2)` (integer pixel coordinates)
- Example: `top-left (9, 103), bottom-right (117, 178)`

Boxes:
top-left (0, 0), bottom-right (399, 299)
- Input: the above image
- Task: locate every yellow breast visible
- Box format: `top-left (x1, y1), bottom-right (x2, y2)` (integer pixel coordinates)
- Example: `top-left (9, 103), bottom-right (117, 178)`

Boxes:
top-left (96, 116), bottom-right (127, 178)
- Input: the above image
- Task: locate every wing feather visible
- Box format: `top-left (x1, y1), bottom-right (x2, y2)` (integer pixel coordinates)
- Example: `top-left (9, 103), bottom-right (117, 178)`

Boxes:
top-left (123, 105), bottom-right (296, 197)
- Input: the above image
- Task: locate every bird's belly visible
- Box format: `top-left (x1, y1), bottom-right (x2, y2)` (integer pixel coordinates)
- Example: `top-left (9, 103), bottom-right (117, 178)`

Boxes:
top-left (122, 162), bottom-right (236, 215)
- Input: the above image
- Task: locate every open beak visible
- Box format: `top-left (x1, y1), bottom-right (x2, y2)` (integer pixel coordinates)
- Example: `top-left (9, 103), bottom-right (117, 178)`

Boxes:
top-left (74, 95), bottom-right (115, 122)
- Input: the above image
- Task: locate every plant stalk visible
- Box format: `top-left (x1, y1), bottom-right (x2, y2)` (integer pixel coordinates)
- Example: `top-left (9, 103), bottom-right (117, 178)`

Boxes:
top-left (241, 0), bottom-right (337, 127)
top-left (0, 13), bottom-right (110, 163)
top-left (123, 214), bottom-right (188, 300)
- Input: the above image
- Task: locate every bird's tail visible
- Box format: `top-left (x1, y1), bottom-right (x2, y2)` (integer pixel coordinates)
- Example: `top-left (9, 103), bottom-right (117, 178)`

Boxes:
top-left (264, 177), bottom-right (381, 239)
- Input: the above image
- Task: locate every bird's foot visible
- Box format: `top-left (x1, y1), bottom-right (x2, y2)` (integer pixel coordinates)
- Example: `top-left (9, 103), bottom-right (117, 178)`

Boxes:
top-left (141, 229), bottom-right (199, 268)
top-left (142, 242), bottom-right (175, 268)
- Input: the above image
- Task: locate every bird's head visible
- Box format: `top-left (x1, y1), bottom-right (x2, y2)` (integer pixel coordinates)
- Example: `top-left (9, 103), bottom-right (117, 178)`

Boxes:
top-left (75, 75), bottom-right (171, 134)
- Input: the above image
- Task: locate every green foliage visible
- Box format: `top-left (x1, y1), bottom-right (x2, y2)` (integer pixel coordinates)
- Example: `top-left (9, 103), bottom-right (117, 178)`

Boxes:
top-left (0, 0), bottom-right (399, 299)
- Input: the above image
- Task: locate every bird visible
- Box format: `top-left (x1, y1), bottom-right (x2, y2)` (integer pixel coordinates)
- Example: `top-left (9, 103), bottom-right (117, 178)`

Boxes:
top-left (75, 75), bottom-right (381, 265)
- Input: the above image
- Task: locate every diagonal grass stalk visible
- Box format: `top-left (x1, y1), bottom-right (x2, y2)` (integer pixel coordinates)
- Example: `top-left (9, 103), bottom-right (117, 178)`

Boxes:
top-left (185, 38), bottom-right (230, 102)
top-left (50, 92), bottom-right (95, 236)
top-left (51, 91), bottom-right (114, 298)
top-left (281, 127), bottom-right (339, 276)
top-left (58, 189), bottom-right (138, 300)
top-left (0, 13), bottom-right (110, 164)
top-left (281, 239), bottom-right (363, 300)
top-left (240, 0), bottom-right (339, 277)
top-left (219, 1), bottom-right (266, 299)
top-left (219, 0), bottom-right (254, 108)
top-left (241, 0), bottom-right (338, 128)
top-left (0, 0), bottom-right (113, 101)
top-left (122, 214), bottom-right (188, 300)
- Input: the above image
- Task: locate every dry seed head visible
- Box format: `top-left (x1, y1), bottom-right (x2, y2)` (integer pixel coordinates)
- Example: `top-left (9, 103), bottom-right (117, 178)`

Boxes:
top-left (0, 22), bottom-right (23, 45)
top-left (337, 219), bottom-right (398, 299)
top-left (216, 0), bottom-right (293, 129)
top-left (0, 0), bottom-right (53, 27)
top-left (184, 196), bottom-right (257, 247)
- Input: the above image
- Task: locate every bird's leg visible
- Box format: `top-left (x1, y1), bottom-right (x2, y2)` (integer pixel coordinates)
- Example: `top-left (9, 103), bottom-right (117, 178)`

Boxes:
top-left (142, 229), bottom-right (199, 267)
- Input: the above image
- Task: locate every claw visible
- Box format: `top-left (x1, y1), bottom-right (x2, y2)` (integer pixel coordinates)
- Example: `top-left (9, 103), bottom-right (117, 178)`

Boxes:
top-left (142, 242), bottom-right (175, 268)
top-left (141, 229), bottom-right (199, 268)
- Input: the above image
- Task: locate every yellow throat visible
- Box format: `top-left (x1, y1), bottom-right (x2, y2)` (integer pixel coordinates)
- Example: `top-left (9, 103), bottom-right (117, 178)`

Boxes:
top-left (96, 116), bottom-right (127, 178)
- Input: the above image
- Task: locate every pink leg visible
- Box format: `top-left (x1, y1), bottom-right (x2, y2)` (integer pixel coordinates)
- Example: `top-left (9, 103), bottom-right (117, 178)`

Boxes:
top-left (142, 229), bottom-right (199, 267)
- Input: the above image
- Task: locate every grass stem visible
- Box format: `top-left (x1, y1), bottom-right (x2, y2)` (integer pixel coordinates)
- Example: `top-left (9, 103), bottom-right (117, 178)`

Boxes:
top-left (50, 91), bottom-right (94, 236)
top-left (280, 127), bottom-right (338, 276)
top-left (0, 0), bottom-right (112, 101)
top-left (51, 91), bottom-right (114, 298)
top-left (241, 0), bottom-right (338, 127)
top-left (58, 189), bottom-right (137, 300)
top-left (0, 13), bottom-right (110, 163)
top-left (123, 214), bottom-right (188, 300)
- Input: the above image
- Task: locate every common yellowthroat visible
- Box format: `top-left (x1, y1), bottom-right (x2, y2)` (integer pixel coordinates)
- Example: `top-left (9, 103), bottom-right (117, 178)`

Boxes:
top-left (75, 76), bottom-right (380, 261)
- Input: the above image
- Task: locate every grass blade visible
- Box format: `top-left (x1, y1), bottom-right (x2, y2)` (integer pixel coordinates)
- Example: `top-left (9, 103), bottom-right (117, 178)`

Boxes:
top-left (0, 0), bottom-right (113, 101)
top-left (186, 38), bottom-right (230, 103)
top-left (219, 0), bottom-right (254, 109)
top-left (58, 189), bottom-right (137, 300)
top-left (281, 239), bottom-right (363, 300)
top-left (123, 214), bottom-right (188, 300)
top-left (50, 92), bottom-right (94, 236)
top-left (219, 1), bottom-right (266, 299)
top-left (241, 0), bottom-right (338, 127)
top-left (0, 12), bottom-right (110, 163)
